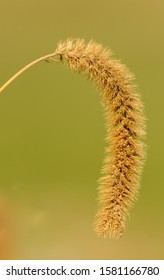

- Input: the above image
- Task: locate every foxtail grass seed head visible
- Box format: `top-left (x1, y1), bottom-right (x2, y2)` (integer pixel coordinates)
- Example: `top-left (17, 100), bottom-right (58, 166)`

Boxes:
top-left (0, 38), bottom-right (146, 239)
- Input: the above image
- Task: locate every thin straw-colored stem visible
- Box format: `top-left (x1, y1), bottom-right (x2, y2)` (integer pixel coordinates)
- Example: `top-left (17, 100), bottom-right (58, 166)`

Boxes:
top-left (0, 52), bottom-right (58, 93)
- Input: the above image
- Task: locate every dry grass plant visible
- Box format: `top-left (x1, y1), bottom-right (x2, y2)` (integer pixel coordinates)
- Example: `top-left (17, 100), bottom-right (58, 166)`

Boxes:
top-left (0, 38), bottom-right (146, 239)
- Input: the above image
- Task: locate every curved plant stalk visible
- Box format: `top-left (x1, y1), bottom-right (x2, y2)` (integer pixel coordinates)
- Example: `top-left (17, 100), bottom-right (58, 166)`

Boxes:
top-left (0, 38), bottom-right (146, 238)
top-left (0, 53), bottom-right (59, 93)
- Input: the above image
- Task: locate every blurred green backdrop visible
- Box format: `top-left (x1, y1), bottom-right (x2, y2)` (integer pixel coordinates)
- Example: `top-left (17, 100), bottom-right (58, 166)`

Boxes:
top-left (0, 0), bottom-right (163, 259)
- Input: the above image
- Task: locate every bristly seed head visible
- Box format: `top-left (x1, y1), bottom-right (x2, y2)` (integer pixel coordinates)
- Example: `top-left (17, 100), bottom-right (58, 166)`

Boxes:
top-left (55, 38), bottom-right (146, 239)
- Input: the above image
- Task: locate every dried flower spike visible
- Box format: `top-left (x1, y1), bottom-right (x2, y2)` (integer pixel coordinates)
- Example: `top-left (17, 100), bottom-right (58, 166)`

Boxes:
top-left (0, 38), bottom-right (146, 239)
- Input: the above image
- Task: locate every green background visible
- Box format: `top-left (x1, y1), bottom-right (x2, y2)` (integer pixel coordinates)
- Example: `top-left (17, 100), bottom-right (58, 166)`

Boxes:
top-left (0, 0), bottom-right (163, 259)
